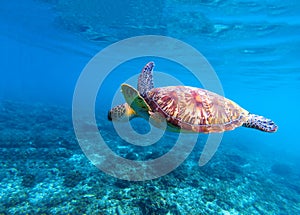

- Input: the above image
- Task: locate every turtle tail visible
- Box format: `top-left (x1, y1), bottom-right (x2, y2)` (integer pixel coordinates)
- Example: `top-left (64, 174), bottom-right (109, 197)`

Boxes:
top-left (138, 61), bottom-right (154, 97)
top-left (242, 114), bottom-right (278, 132)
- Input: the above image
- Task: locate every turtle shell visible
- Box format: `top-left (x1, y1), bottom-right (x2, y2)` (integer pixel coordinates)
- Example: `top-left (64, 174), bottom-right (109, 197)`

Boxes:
top-left (145, 86), bottom-right (249, 133)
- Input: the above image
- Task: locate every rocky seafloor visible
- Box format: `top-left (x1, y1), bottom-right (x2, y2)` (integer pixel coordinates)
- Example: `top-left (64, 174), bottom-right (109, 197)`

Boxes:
top-left (0, 100), bottom-right (299, 214)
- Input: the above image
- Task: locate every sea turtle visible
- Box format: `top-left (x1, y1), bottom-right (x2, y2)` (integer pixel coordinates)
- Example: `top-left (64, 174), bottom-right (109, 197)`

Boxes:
top-left (108, 62), bottom-right (278, 133)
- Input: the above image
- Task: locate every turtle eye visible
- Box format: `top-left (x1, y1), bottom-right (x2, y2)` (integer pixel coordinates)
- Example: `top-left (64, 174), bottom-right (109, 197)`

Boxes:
top-left (107, 111), bottom-right (112, 121)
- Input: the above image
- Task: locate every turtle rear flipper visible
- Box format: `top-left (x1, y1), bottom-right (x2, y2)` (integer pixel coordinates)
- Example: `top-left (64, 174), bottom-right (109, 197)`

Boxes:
top-left (149, 111), bottom-right (167, 130)
top-left (243, 114), bottom-right (278, 132)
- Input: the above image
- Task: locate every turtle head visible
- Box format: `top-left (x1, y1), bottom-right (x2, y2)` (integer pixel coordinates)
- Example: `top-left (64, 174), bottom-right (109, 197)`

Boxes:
top-left (108, 103), bottom-right (136, 121)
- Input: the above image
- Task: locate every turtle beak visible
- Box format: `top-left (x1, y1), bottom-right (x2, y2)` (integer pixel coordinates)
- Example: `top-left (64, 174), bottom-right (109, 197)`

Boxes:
top-left (107, 111), bottom-right (112, 121)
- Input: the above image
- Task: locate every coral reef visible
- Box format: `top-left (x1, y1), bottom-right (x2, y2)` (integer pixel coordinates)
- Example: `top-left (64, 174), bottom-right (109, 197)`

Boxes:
top-left (63, 171), bottom-right (84, 188)
top-left (0, 101), bottom-right (299, 214)
top-left (21, 174), bottom-right (36, 188)
top-left (271, 163), bottom-right (292, 176)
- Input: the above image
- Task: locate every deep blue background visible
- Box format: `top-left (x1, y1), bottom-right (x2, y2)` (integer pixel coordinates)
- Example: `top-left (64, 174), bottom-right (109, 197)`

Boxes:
top-left (1, 0), bottom-right (299, 167)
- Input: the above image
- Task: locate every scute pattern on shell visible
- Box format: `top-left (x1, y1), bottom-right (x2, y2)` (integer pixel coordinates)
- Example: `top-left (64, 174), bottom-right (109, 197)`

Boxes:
top-left (146, 86), bottom-right (249, 133)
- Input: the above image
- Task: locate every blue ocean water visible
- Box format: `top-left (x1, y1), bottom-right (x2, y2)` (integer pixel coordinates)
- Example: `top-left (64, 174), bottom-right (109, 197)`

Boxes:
top-left (0, 0), bottom-right (299, 214)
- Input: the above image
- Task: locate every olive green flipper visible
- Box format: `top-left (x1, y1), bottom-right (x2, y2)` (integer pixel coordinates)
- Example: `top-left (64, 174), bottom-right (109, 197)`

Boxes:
top-left (121, 84), bottom-right (151, 119)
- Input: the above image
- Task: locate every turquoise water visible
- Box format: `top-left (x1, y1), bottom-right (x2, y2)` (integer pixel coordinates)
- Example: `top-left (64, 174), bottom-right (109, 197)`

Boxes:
top-left (1, 0), bottom-right (300, 214)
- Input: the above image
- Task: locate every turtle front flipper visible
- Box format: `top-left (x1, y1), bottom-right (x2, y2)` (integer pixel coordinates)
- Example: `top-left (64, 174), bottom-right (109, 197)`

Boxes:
top-left (121, 83), bottom-right (151, 119)
top-left (242, 114), bottom-right (278, 132)
top-left (108, 103), bottom-right (136, 121)
top-left (138, 61), bottom-right (154, 97)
